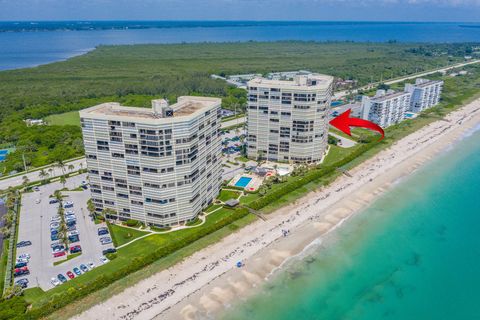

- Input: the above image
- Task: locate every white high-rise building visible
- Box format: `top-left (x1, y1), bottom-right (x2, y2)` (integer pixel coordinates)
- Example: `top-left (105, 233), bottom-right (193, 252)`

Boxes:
top-left (404, 78), bottom-right (444, 113)
top-left (80, 96), bottom-right (222, 227)
top-left (246, 74), bottom-right (334, 163)
top-left (361, 90), bottom-right (411, 128)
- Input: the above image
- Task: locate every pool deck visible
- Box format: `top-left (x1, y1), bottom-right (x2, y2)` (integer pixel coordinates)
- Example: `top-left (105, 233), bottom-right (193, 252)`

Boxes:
top-left (229, 173), bottom-right (263, 191)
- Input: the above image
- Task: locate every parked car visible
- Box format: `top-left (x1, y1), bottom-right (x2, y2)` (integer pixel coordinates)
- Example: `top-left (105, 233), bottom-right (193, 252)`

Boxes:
top-left (32, 186), bottom-right (40, 192)
top-left (66, 271), bottom-right (75, 279)
top-left (63, 201), bottom-right (73, 208)
top-left (68, 230), bottom-right (79, 236)
top-left (50, 234), bottom-right (59, 241)
top-left (100, 237), bottom-right (112, 245)
top-left (15, 279), bottom-right (28, 289)
top-left (57, 274), bottom-right (67, 283)
top-left (49, 198), bottom-right (59, 204)
top-left (67, 225), bottom-right (77, 232)
top-left (35, 199), bottom-right (41, 204)
top-left (87, 262), bottom-right (95, 270)
top-left (73, 267), bottom-right (82, 276)
top-left (99, 257), bottom-right (109, 264)
top-left (97, 227), bottom-right (109, 236)
top-left (80, 264), bottom-right (89, 273)
top-left (50, 222), bottom-right (60, 229)
top-left (65, 210), bottom-right (75, 215)
top-left (52, 245), bottom-right (64, 253)
top-left (18, 253), bottom-right (30, 260)
top-left (16, 258), bottom-right (29, 264)
top-left (51, 216), bottom-right (62, 222)
top-left (53, 251), bottom-right (66, 258)
top-left (68, 235), bottom-right (80, 243)
top-left (66, 221), bottom-right (76, 227)
top-left (14, 267), bottom-right (29, 277)
top-left (15, 262), bottom-right (28, 268)
top-left (50, 277), bottom-right (61, 287)
top-left (102, 248), bottom-right (117, 255)
top-left (70, 245), bottom-right (82, 254)
top-left (51, 241), bottom-right (62, 248)
top-left (16, 241), bottom-right (32, 248)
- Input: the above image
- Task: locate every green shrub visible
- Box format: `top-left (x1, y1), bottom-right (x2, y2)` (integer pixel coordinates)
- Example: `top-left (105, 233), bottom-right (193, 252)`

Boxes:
top-left (0, 296), bottom-right (28, 320)
top-left (124, 219), bottom-right (138, 227)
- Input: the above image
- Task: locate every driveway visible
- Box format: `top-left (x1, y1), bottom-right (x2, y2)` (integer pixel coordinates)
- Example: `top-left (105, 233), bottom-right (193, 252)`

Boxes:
top-left (16, 173), bottom-right (112, 290)
top-left (329, 132), bottom-right (357, 148)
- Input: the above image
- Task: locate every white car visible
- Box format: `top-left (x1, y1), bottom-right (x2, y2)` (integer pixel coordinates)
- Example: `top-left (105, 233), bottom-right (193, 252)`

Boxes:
top-left (51, 216), bottom-right (61, 222)
top-left (87, 262), bottom-right (95, 269)
top-left (35, 199), bottom-right (41, 204)
top-left (99, 257), bottom-right (109, 264)
top-left (33, 186), bottom-right (40, 192)
top-left (50, 277), bottom-right (61, 287)
top-left (51, 241), bottom-right (62, 248)
top-left (16, 258), bottom-right (29, 264)
top-left (67, 230), bottom-right (79, 236)
top-left (52, 246), bottom-right (65, 253)
top-left (65, 210), bottom-right (75, 215)
top-left (18, 253), bottom-right (30, 260)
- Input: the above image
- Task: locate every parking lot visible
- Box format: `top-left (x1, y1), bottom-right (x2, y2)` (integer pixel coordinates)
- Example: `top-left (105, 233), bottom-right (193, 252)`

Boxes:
top-left (15, 173), bottom-right (114, 290)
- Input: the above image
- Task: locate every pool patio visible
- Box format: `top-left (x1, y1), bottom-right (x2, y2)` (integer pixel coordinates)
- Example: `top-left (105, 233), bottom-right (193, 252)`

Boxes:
top-left (229, 173), bottom-right (264, 191)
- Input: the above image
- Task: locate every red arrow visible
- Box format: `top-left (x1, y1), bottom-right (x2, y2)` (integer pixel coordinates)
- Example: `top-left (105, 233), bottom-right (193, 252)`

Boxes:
top-left (329, 109), bottom-right (384, 141)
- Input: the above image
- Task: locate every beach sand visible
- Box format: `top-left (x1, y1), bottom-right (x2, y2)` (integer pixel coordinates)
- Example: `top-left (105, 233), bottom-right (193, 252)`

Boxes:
top-left (73, 98), bottom-right (480, 320)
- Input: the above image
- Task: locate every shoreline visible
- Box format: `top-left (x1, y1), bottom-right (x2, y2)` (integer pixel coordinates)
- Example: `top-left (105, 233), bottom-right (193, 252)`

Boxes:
top-left (73, 98), bottom-right (480, 320)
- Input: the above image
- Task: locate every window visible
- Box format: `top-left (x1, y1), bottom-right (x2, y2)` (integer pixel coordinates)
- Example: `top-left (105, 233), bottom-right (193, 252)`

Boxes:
top-left (112, 153), bottom-right (124, 158)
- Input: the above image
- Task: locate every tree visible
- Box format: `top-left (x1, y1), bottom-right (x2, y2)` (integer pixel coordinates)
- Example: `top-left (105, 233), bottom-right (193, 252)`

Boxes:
top-left (21, 175), bottom-right (29, 189)
top-left (86, 199), bottom-right (96, 218)
top-left (56, 160), bottom-right (65, 175)
top-left (67, 164), bottom-right (75, 173)
top-left (48, 167), bottom-right (54, 177)
top-left (38, 169), bottom-right (48, 182)
top-left (59, 175), bottom-right (67, 188)
top-left (79, 162), bottom-right (83, 170)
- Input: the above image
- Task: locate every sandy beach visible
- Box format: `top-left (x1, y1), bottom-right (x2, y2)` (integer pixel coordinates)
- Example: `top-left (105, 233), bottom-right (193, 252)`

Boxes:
top-left (73, 98), bottom-right (480, 320)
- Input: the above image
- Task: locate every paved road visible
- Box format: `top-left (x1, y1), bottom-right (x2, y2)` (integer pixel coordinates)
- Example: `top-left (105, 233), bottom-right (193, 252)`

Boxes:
top-left (333, 59), bottom-right (480, 99)
top-left (16, 173), bottom-right (112, 291)
top-left (329, 132), bottom-right (357, 148)
top-left (0, 158), bottom-right (87, 192)
top-left (221, 116), bottom-right (246, 129)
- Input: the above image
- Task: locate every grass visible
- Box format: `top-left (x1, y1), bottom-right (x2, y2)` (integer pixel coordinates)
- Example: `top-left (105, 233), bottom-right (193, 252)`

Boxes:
top-left (185, 218), bottom-right (202, 227)
top-left (218, 189), bottom-right (241, 202)
top-left (44, 111), bottom-right (80, 126)
top-left (239, 192), bottom-right (260, 205)
top-left (205, 204), bottom-right (222, 213)
top-left (107, 224), bottom-right (149, 247)
top-left (0, 239), bottom-right (9, 293)
top-left (323, 144), bottom-right (362, 167)
top-left (53, 252), bottom-right (82, 266)
top-left (235, 156), bottom-right (249, 162)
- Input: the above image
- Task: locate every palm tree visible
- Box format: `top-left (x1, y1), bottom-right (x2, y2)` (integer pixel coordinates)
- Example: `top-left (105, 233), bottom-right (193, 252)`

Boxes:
top-left (67, 164), bottom-right (75, 173)
top-left (48, 167), bottom-right (54, 177)
top-left (38, 169), bottom-right (48, 182)
top-left (59, 175), bottom-right (67, 189)
top-left (21, 175), bottom-right (29, 189)
top-left (86, 199), bottom-right (96, 218)
top-left (79, 162), bottom-right (83, 170)
top-left (56, 160), bottom-right (66, 175)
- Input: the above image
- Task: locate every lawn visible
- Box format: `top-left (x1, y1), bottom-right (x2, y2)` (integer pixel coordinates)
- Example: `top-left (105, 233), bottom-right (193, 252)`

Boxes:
top-left (107, 224), bottom-right (149, 247)
top-left (44, 111), bottom-right (80, 126)
top-left (0, 239), bottom-right (9, 293)
top-left (218, 189), bottom-right (241, 202)
top-left (323, 144), bottom-right (362, 167)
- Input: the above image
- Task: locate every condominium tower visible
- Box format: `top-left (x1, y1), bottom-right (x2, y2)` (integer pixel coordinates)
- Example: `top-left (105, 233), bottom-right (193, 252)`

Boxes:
top-left (404, 78), bottom-right (444, 113)
top-left (246, 74), bottom-right (334, 163)
top-left (361, 90), bottom-right (411, 128)
top-left (80, 97), bottom-right (222, 227)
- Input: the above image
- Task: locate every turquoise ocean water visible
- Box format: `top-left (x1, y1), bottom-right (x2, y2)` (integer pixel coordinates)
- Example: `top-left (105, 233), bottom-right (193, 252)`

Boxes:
top-left (224, 126), bottom-right (480, 320)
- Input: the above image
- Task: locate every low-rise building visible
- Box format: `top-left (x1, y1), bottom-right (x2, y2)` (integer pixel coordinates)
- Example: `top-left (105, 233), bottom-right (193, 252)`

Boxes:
top-left (361, 90), bottom-right (411, 128)
top-left (80, 96), bottom-right (222, 227)
top-left (404, 78), bottom-right (444, 113)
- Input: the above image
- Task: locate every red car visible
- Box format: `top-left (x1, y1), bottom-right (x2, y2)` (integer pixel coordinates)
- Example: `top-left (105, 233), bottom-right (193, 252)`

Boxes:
top-left (70, 245), bottom-right (82, 254)
top-left (14, 266), bottom-right (29, 277)
top-left (53, 251), bottom-right (66, 258)
top-left (66, 271), bottom-right (75, 279)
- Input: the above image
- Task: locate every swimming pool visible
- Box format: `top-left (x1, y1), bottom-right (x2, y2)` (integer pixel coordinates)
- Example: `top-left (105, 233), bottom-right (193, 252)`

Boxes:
top-left (235, 176), bottom-right (252, 188)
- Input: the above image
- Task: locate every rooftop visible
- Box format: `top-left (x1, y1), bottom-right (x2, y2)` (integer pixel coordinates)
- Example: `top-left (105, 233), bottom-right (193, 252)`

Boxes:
top-left (247, 73), bottom-right (333, 90)
top-left (370, 90), bottom-right (410, 103)
top-left (414, 78), bottom-right (444, 88)
top-left (80, 96), bottom-right (220, 121)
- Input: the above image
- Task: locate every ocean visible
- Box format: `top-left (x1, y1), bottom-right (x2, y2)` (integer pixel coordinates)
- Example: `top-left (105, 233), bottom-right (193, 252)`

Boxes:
top-left (1, 21), bottom-right (480, 71)
top-left (223, 126), bottom-right (480, 320)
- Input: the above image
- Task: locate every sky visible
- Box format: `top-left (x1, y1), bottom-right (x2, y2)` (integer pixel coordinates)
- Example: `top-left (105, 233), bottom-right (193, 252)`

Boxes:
top-left (0, 0), bottom-right (479, 22)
